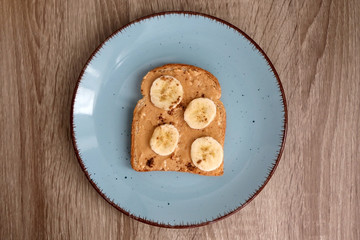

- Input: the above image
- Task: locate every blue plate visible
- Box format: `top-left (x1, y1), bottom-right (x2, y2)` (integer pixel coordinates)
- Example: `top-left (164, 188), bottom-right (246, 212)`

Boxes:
top-left (71, 12), bottom-right (287, 228)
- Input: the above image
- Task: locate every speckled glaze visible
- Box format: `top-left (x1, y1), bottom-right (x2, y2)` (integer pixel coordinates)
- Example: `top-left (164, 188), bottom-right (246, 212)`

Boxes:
top-left (71, 11), bottom-right (287, 228)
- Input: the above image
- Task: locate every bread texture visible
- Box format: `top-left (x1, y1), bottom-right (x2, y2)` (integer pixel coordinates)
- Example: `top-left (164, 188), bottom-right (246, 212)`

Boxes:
top-left (131, 64), bottom-right (226, 176)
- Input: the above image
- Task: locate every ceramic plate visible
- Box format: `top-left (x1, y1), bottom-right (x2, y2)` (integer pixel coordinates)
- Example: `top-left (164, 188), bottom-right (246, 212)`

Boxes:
top-left (71, 11), bottom-right (287, 228)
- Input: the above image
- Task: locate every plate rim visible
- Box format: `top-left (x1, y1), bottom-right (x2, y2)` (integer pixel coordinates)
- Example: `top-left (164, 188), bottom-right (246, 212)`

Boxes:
top-left (70, 10), bottom-right (288, 228)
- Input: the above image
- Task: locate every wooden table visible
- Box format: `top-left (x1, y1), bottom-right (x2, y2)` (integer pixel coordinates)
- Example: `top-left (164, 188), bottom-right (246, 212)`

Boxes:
top-left (1, 0), bottom-right (359, 239)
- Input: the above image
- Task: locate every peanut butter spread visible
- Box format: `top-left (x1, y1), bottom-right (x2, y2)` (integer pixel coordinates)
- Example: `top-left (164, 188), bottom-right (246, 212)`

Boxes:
top-left (131, 64), bottom-right (226, 176)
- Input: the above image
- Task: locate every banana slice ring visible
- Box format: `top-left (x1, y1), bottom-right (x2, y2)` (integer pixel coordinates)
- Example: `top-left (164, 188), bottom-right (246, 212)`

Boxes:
top-left (191, 136), bottom-right (223, 171)
top-left (184, 98), bottom-right (217, 129)
top-left (150, 124), bottom-right (179, 156)
top-left (150, 76), bottom-right (183, 110)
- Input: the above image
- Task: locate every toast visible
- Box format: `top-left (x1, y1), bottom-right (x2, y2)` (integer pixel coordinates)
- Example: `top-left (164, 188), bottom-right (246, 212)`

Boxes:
top-left (131, 64), bottom-right (226, 176)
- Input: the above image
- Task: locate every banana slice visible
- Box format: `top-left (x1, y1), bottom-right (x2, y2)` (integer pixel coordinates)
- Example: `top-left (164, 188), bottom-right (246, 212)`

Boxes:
top-left (184, 98), bottom-right (217, 129)
top-left (150, 124), bottom-right (179, 156)
top-left (150, 76), bottom-right (183, 110)
top-left (191, 136), bottom-right (223, 172)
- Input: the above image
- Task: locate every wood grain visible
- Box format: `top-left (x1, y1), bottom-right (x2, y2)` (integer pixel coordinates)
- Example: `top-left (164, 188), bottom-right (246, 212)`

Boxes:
top-left (1, 0), bottom-right (359, 239)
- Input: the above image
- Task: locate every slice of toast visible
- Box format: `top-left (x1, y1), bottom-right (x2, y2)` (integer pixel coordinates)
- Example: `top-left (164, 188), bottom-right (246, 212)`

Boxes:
top-left (131, 64), bottom-right (226, 176)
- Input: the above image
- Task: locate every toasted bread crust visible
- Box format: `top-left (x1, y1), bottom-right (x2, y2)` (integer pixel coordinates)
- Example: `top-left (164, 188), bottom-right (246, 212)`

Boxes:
top-left (131, 64), bottom-right (226, 176)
